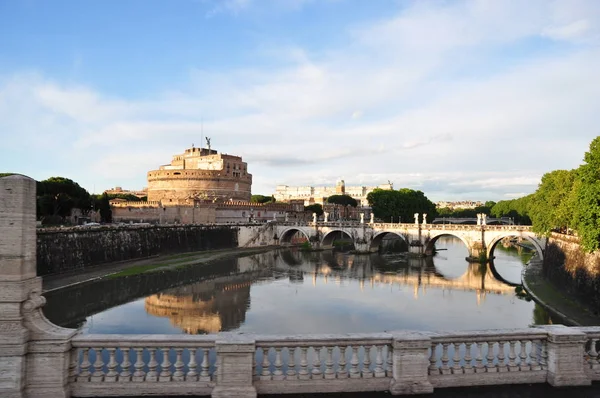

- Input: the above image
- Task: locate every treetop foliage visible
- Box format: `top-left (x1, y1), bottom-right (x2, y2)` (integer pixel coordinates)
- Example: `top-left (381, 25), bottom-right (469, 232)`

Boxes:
top-left (251, 194), bottom-right (275, 204)
top-left (496, 136), bottom-right (600, 252)
top-left (304, 203), bottom-right (324, 216)
top-left (367, 188), bottom-right (436, 223)
top-left (326, 194), bottom-right (358, 208)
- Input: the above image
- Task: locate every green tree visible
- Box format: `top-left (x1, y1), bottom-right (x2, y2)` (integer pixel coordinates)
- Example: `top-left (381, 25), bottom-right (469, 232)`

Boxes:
top-left (529, 169), bottom-right (577, 236)
top-left (99, 192), bottom-right (112, 223)
top-left (304, 203), bottom-right (323, 217)
top-left (490, 195), bottom-right (532, 224)
top-left (367, 188), bottom-right (436, 223)
top-left (572, 137), bottom-right (600, 251)
top-left (251, 194), bottom-right (275, 203)
top-left (327, 194), bottom-right (358, 219)
top-left (36, 177), bottom-right (92, 220)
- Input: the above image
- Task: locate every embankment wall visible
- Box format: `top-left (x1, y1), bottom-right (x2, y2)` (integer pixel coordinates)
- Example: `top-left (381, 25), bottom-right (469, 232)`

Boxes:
top-left (544, 232), bottom-right (600, 311)
top-left (36, 225), bottom-right (238, 276)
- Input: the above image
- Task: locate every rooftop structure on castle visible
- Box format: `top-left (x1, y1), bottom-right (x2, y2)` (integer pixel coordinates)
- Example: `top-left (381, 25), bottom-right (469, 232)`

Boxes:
top-left (147, 142), bottom-right (252, 203)
top-left (273, 180), bottom-right (393, 206)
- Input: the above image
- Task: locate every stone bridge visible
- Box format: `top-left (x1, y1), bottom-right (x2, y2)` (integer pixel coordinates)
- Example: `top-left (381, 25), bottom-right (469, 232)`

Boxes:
top-left (243, 220), bottom-right (546, 262)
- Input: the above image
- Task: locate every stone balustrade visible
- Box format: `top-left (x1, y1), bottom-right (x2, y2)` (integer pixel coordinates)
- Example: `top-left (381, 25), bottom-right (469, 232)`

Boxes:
top-left (69, 334), bottom-right (217, 397)
top-left (427, 329), bottom-right (548, 388)
top-left (58, 327), bottom-right (600, 397)
top-left (253, 334), bottom-right (393, 395)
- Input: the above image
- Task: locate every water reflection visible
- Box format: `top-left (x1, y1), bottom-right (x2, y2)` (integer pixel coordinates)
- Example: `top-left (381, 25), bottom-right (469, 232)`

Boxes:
top-left (44, 236), bottom-right (553, 334)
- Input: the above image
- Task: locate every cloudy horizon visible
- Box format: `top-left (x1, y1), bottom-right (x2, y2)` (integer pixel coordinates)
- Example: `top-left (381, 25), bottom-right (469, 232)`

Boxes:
top-left (1, 0), bottom-right (599, 202)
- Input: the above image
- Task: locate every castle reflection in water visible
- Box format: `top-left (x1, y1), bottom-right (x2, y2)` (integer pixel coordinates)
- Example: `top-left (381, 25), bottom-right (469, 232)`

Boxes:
top-left (140, 239), bottom-right (527, 335)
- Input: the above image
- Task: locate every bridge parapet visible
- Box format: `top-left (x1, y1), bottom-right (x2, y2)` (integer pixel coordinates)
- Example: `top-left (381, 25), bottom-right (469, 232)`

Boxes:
top-left (65, 326), bottom-right (599, 396)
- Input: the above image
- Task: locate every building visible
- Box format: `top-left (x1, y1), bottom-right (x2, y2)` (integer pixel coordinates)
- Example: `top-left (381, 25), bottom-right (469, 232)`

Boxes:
top-left (436, 201), bottom-right (484, 210)
top-left (103, 186), bottom-right (147, 198)
top-left (110, 199), bottom-right (308, 225)
top-left (147, 145), bottom-right (252, 203)
top-left (273, 180), bottom-right (393, 207)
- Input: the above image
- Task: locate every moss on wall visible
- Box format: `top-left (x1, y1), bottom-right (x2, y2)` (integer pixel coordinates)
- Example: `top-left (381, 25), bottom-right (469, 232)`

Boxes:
top-left (37, 225), bottom-right (238, 276)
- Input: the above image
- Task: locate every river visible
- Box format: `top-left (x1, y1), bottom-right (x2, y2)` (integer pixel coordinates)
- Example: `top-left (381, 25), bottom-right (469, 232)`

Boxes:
top-left (43, 236), bottom-right (552, 334)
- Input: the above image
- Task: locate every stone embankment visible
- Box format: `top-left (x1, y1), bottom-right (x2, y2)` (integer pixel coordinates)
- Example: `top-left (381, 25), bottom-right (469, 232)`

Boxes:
top-left (36, 225), bottom-right (238, 276)
top-left (522, 232), bottom-right (600, 326)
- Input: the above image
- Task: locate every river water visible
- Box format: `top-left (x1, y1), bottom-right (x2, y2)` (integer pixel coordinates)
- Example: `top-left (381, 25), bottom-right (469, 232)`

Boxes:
top-left (44, 236), bottom-right (552, 334)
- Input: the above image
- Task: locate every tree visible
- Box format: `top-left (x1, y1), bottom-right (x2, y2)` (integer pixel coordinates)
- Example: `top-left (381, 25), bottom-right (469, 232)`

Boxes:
top-left (36, 177), bottom-right (92, 220)
top-left (251, 194), bottom-right (275, 204)
top-left (367, 188), bottom-right (436, 223)
top-left (490, 195), bottom-right (532, 225)
top-left (99, 192), bottom-right (112, 223)
top-left (304, 203), bottom-right (323, 217)
top-left (326, 195), bottom-right (358, 219)
top-left (572, 136), bottom-right (600, 251)
top-left (529, 169), bottom-right (577, 236)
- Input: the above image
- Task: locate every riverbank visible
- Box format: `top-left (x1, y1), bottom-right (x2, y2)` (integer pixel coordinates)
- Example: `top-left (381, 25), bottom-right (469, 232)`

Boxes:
top-left (42, 245), bottom-right (278, 293)
top-left (522, 256), bottom-right (600, 326)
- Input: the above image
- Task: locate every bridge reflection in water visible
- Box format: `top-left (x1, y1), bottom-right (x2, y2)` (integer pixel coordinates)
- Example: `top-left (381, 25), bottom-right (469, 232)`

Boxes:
top-left (86, 236), bottom-right (548, 336)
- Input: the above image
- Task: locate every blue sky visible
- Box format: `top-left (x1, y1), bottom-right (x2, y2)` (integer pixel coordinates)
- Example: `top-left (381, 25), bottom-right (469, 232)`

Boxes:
top-left (1, 0), bottom-right (599, 201)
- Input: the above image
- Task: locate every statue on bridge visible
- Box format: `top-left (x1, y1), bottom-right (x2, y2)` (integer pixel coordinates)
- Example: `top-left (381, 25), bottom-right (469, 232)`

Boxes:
top-left (360, 213), bottom-right (365, 224)
top-left (370, 213), bottom-right (374, 224)
top-left (423, 213), bottom-right (427, 225)
top-left (414, 213), bottom-right (419, 226)
top-left (312, 213), bottom-right (317, 223)
top-left (324, 212), bottom-right (329, 223)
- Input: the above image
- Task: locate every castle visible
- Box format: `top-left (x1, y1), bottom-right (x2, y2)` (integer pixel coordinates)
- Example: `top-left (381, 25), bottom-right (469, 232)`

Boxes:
top-left (147, 144), bottom-right (252, 203)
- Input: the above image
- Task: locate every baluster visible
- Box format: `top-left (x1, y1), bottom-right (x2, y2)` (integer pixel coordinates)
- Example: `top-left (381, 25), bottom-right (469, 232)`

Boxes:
top-left (386, 346), bottom-right (393, 377)
top-left (187, 349), bottom-right (198, 381)
top-left (508, 341), bottom-right (518, 371)
top-left (486, 342), bottom-right (496, 373)
top-left (451, 343), bottom-right (462, 374)
top-left (132, 348), bottom-right (145, 382)
top-left (475, 342), bottom-right (484, 372)
top-left (540, 341), bottom-right (548, 370)
top-left (374, 345), bottom-right (385, 378)
top-left (146, 348), bottom-right (159, 382)
top-left (497, 341), bottom-right (507, 372)
top-left (519, 340), bottom-right (529, 371)
top-left (349, 346), bottom-right (360, 378)
top-left (362, 346), bottom-right (373, 378)
top-left (337, 346), bottom-right (348, 379)
top-left (79, 348), bottom-right (92, 381)
top-left (105, 348), bottom-right (118, 382)
top-left (260, 347), bottom-right (271, 380)
top-left (286, 347), bottom-right (297, 379)
top-left (529, 340), bottom-right (541, 371)
top-left (200, 349), bottom-right (211, 382)
top-left (324, 347), bottom-right (335, 379)
top-left (159, 348), bottom-right (172, 381)
top-left (91, 347), bottom-right (105, 382)
top-left (463, 343), bottom-right (474, 374)
top-left (429, 343), bottom-right (438, 375)
top-left (588, 339), bottom-right (600, 370)
top-left (173, 349), bottom-right (185, 381)
top-left (299, 347), bottom-right (310, 380)
top-left (273, 348), bottom-right (284, 380)
top-left (440, 343), bottom-right (450, 374)
top-left (119, 348), bottom-right (132, 382)
top-left (311, 347), bottom-right (323, 379)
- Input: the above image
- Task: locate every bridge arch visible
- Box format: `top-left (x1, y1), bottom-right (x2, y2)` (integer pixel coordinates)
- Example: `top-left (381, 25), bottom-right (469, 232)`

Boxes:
top-left (486, 234), bottom-right (545, 261)
top-left (321, 230), bottom-right (354, 249)
top-left (424, 232), bottom-right (472, 256)
top-left (279, 228), bottom-right (310, 245)
top-left (370, 231), bottom-right (408, 252)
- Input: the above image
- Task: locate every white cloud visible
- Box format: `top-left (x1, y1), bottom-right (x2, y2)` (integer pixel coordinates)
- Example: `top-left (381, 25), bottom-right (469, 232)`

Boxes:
top-left (1, 0), bottom-right (599, 199)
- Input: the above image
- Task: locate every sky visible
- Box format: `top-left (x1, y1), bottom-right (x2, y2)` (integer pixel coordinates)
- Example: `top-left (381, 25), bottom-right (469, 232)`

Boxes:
top-left (1, 0), bottom-right (599, 201)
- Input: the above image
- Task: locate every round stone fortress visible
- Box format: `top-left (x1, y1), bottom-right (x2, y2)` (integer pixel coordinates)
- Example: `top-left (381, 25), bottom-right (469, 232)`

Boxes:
top-left (147, 145), bottom-right (252, 202)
